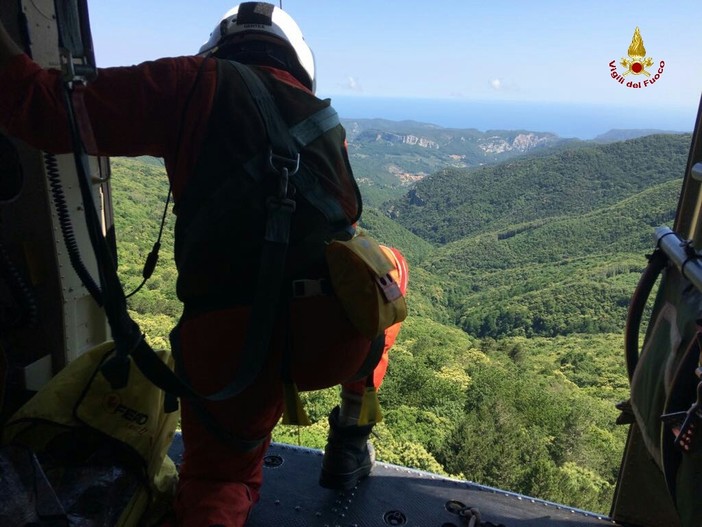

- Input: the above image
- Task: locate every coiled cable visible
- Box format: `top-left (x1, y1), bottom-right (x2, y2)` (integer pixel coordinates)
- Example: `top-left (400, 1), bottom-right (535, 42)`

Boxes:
top-left (44, 152), bottom-right (103, 304)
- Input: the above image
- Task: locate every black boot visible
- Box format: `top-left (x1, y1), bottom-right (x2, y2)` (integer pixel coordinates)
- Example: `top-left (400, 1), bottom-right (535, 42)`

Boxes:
top-left (319, 406), bottom-right (375, 490)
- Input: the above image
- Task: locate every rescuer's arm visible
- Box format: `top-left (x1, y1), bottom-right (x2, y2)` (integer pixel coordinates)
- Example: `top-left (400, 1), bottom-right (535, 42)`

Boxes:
top-left (0, 12), bottom-right (215, 166)
top-left (0, 17), bottom-right (23, 71)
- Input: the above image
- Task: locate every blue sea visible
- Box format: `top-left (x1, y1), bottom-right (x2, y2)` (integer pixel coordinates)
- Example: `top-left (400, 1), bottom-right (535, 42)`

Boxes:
top-left (328, 96), bottom-right (697, 140)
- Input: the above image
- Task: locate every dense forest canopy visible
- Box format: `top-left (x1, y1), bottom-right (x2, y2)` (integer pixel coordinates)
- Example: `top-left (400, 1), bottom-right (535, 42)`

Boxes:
top-left (388, 134), bottom-right (688, 244)
top-left (111, 129), bottom-right (689, 515)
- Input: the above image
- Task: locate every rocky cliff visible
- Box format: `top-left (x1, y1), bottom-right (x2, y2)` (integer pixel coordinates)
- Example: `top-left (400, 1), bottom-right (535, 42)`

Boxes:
top-left (478, 133), bottom-right (557, 154)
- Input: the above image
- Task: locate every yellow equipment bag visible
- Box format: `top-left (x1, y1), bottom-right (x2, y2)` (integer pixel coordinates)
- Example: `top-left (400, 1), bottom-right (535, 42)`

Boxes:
top-left (1, 342), bottom-right (179, 527)
top-left (326, 232), bottom-right (407, 339)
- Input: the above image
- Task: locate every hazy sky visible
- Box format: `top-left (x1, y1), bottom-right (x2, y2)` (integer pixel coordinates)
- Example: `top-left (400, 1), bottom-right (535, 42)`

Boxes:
top-left (89, 1), bottom-right (701, 114)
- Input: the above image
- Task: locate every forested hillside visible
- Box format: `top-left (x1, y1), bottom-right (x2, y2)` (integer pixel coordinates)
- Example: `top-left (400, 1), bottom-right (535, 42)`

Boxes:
top-left (110, 130), bottom-right (685, 515)
top-left (341, 118), bottom-right (570, 206)
top-left (387, 133), bottom-right (689, 243)
top-left (425, 179), bottom-right (681, 337)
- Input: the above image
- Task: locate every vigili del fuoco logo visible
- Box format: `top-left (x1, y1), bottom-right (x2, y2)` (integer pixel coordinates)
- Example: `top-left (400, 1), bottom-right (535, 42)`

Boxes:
top-left (609, 27), bottom-right (665, 89)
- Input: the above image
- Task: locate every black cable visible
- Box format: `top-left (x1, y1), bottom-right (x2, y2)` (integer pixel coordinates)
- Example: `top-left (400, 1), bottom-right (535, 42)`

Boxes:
top-left (44, 152), bottom-right (103, 304)
top-left (125, 185), bottom-right (171, 299)
top-left (123, 59), bottom-right (205, 300)
top-left (624, 249), bottom-right (668, 382)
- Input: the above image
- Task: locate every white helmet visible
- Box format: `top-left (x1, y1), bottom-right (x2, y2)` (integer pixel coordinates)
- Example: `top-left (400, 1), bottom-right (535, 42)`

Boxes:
top-left (199, 2), bottom-right (316, 92)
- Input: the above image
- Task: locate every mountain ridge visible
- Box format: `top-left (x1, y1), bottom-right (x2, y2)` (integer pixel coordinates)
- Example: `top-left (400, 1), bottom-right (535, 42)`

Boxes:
top-left (341, 117), bottom-right (571, 206)
top-left (385, 133), bottom-right (690, 244)
top-left (594, 128), bottom-right (688, 143)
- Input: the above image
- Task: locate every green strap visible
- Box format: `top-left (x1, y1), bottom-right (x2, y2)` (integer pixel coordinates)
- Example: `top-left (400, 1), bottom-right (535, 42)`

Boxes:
top-left (231, 62), bottom-right (298, 160)
top-left (289, 105), bottom-right (340, 147)
top-left (169, 329), bottom-right (268, 451)
top-left (242, 103), bottom-right (340, 183)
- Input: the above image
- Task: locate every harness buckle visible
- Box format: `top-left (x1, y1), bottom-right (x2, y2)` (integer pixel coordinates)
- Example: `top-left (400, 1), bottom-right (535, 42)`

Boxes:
top-left (268, 149), bottom-right (300, 198)
top-left (269, 150), bottom-right (300, 176)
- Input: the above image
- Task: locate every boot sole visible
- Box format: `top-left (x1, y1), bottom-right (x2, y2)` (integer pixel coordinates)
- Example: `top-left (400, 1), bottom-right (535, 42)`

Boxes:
top-left (318, 463), bottom-right (373, 490)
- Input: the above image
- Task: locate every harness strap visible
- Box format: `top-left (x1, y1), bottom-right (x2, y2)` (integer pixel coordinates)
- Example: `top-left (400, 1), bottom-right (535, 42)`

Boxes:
top-left (169, 331), bottom-right (267, 451)
top-left (105, 64), bottom-right (353, 419)
top-left (231, 62), bottom-right (297, 160)
top-left (289, 105), bottom-right (340, 147)
top-left (195, 61), bottom-right (300, 401)
top-left (241, 103), bottom-right (339, 183)
top-left (237, 65), bottom-right (349, 227)
top-left (138, 61), bottom-right (299, 404)
top-left (349, 334), bottom-right (386, 383)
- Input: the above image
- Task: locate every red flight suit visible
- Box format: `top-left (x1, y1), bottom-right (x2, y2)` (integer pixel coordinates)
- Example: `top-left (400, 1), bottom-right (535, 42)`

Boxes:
top-left (0, 53), bottom-right (407, 526)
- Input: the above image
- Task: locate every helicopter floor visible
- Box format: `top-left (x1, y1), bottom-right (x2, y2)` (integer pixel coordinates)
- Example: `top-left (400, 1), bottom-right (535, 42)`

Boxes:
top-left (168, 434), bottom-right (621, 527)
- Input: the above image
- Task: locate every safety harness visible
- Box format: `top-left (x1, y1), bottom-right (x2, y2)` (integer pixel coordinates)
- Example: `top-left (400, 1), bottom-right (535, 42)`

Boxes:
top-left (169, 60), bottom-right (368, 438)
top-left (57, 31), bottom-right (376, 449)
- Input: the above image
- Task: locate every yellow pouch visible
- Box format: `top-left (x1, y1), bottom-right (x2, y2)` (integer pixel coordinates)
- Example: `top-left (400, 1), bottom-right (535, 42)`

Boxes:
top-left (326, 233), bottom-right (407, 339)
top-left (2, 342), bottom-right (179, 527)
